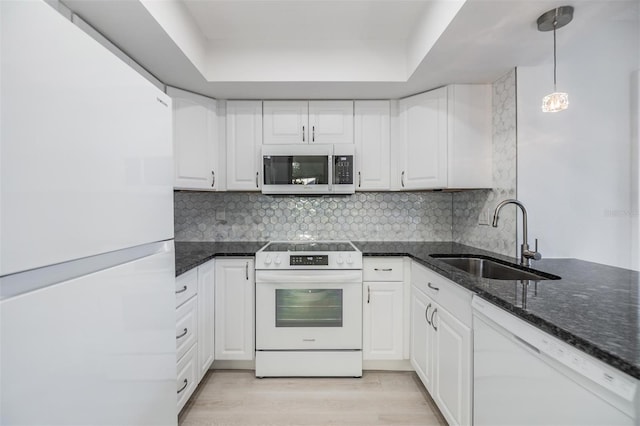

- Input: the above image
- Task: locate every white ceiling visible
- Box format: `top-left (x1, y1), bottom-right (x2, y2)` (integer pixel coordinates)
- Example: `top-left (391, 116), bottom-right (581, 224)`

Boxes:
top-left (183, 0), bottom-right (428, 41)
top-left (61, 0), bottom-right (639, 99)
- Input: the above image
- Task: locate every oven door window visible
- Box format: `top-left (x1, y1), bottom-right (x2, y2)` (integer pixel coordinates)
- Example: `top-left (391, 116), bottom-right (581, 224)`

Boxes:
top-left (275, 289), bottom-right (342, 327)
top-left (263, 155), bottom-right (329, 185)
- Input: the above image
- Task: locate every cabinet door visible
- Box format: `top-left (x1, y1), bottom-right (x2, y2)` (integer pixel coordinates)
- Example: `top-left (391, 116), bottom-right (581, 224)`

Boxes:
top-left (214, 258), bottom-right (255, 360)
top-left (226, 101), bottom-right (262, 190)
top-left (446, 84), bottom-right (492, 189)
top-left (363, 281), bottom-right (403, 360)
top-left (355, 101), bottom-right (390, 190)
top-left (309, 100), bottom-right (354, 144)
top-left (410, 286), bottom-right (434, 391)
top-left (398, 88), bottom-right (448, 189)
top-left (197, 260), bottom-right (215, 380)
top-left (169, 87), bottom-right (219, 190)
top-left (263, 101), bottom-right (308, 144)
top-left (432, 305), bottom-right (472, 426)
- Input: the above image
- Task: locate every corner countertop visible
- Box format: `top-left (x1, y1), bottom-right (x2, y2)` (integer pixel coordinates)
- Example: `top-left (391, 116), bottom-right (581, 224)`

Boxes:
top-left (174, 240), bottom-right (640, 380)
top-left (175, 241), bottom-right (267, 276)
top-left (352, 241), bottom-right (640, 380)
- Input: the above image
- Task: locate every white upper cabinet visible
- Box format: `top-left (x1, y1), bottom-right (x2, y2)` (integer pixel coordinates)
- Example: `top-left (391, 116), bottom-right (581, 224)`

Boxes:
top-left (397, 84), bottom-right (492, 190)
top-left (308, 101), bottom-right (354, 144)
top-left (263, 100), bottom-right (354, 144)
top-left (226, 100), bottom-right (263, 191)
top-left (398, 87), bottom-right (448, 189)
top-left (446, 84), bottom-right (492, 188)
top-left (355, 101), bottom-right (391, 190)
top-left (168, 87), bottom-right (220, 191)
top-left (263, 101), bottom-right (308, 144)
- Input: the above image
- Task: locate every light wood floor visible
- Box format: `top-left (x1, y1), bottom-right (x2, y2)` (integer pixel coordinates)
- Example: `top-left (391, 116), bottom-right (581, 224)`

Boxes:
top-left (179, 370), bottom-right (447, 426)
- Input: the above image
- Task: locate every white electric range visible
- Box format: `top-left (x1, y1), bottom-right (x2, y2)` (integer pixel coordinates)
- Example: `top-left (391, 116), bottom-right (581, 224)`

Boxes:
top-left (255, 241), bottom-right (363, 377)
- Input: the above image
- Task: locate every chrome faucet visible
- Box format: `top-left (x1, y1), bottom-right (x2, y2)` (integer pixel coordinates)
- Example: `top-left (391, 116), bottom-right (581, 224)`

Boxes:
top-left (492, 199), bottom-right (542, 267)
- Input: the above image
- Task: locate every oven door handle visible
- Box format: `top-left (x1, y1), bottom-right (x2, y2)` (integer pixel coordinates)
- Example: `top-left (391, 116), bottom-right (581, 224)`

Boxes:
top-left (256, 270), bottom-right (362, 284)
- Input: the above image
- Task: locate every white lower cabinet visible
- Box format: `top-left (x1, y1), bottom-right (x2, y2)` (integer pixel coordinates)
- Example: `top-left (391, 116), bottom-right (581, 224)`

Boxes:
top-left (197, 259), bottom-right (216, 380)
top-left (177, 343), bottom-right (198, 413)
top-left (410, 262), bottom-right (472, 426)
top-left (175, 258), bottom-right (216, 413)
top-left (362, 257), bottom-right (406, 361)
top-left (410, 286), bottom-right (434, 389)
top-left (215, 258), bottom-right (255, 360)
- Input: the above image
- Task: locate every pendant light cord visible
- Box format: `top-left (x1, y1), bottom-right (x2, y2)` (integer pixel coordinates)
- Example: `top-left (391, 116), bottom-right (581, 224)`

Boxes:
top-left (553, 18), bottom-right (558, 91)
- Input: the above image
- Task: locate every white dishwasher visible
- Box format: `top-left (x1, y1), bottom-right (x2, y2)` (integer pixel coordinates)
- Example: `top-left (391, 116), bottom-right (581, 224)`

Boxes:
top-left (472, 297), bottom-right (638, 426)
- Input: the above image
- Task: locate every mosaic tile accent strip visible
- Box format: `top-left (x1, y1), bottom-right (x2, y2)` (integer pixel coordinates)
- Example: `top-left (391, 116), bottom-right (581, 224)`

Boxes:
top-left (174, 191), bottom-right (453, 242)
top-left (452, 69), bottom-right (518, 257)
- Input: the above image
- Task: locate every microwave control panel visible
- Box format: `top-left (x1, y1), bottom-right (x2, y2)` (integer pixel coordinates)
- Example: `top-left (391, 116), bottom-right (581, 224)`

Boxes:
top-left (334, 155), bottom-right (353, 185)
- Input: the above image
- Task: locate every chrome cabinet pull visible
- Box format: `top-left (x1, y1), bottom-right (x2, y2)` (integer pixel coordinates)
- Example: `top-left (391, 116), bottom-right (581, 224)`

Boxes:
top-left (401, 171), bottom-right (405, 187)
top-left (358, 171), bottom-right (362, 187)
top-left (176, 328), bottom-right (188, 339)
top-left (312, 125), bottom-right (315, 142)
top-left (425, 303), bottom-right (432, 325)
top-left (367, 285), bottom-right (371, 304)
top-left (175, 285), bottom-right (187, 294)
top-left (302, 125), bottom-right (305, 142)
top-left (431, 308), bottom-right (438, 331)
top-left (255, 172), bottom-right (259, 188)
top-left (211, 170), bottom-right (215, 188)
top-left (427, 282), bottom-right (440, 291)
top-left (177, 379), bottom-right (188, 394)
top-left (245, 262), bottom-right (249, 280)
top-left (374, 268), bottom-right (392, 272)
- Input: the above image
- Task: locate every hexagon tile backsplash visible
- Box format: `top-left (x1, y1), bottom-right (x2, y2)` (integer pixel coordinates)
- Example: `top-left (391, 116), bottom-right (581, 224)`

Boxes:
top-left (174, 191), bottom-right (454, 242)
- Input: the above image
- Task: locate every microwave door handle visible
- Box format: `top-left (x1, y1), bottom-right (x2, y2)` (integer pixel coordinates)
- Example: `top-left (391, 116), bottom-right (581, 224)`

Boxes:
top-left (328, 154), bottom-right (333, 191)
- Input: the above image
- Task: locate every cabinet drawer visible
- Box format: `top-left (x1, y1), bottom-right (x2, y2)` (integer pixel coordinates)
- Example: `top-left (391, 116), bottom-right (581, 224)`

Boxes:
top-left (176, 296), bottom-right (198, 361)
top-left (176, 268), bottom-right (197, 308)
top-left (363, 257), bottom-right (404, 281)
top-left (177, 343), bottom-right (198, 413)
top-left (411, 262), bottom-right (472, 327)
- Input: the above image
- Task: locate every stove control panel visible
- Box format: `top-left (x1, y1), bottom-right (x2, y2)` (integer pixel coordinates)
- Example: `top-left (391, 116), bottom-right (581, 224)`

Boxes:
top-left (255, 242), bottom-right (363, 270)
top-left (290, 255), bottom-right (329, 266)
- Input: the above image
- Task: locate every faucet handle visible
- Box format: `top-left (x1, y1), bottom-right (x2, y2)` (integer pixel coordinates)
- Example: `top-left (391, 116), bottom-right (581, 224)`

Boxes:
top-left (528, 239), bottom-right (542, 261)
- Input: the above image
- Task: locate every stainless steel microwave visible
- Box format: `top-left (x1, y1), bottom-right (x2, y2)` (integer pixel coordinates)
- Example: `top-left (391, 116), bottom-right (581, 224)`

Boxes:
top-left (262, 144), bottom-right (355, 195)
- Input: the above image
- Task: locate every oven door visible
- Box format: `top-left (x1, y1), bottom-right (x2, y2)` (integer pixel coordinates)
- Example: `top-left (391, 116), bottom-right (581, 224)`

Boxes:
top-left (256, 270), bottom-right (362, 350)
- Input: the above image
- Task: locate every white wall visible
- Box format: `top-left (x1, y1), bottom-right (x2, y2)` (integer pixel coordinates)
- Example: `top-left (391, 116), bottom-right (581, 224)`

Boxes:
top-left (517, 4), bottom-right (639, 270)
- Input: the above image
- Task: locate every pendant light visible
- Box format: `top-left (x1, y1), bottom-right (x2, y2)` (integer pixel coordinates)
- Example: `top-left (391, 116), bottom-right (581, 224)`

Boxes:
top-left (537, 6), bottom-right (574, 112)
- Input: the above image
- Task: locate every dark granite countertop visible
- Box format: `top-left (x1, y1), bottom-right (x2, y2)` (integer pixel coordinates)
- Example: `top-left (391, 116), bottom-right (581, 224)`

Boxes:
top-left (175, 241), bottom-right (267, 276)
top-left (174, 239), bottom-right (639, 380)
top-left (353, 241), bottom-right (640, 380)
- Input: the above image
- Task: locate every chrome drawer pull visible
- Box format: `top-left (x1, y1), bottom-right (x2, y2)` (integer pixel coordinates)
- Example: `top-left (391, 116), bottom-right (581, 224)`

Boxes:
top-left (431, 308), bottom-right (438, 332)
top-left (374, 268), bottom-right (393, 272)
top-left (177, 379), bottom-right (188, 394)
top-left (175, 285), bottom-right (187, 294)
top-left (427, 282), bottom-right (440, 291)
top-left (425, 303), bottom-right (432, 325)
top-left (176, 328), bottom-right (188, 340)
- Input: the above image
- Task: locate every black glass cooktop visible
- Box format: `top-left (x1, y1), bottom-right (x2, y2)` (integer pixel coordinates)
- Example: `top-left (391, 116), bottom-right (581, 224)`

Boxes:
top-left (263, 242), bottom-right (356, 252)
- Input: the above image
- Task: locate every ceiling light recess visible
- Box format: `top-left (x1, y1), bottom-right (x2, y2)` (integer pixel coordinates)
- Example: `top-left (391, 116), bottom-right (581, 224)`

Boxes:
top-left (537, 6), bottom-right (574, 113)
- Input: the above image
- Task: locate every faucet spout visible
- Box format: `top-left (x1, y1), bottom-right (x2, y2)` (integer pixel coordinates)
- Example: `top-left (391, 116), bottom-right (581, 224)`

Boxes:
top-left (492, 199), bottom-right (541, 267)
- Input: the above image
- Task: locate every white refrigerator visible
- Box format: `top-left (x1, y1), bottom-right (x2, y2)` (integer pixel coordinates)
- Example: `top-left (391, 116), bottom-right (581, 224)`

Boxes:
top-left (1, 1), bottom-right (177, 424)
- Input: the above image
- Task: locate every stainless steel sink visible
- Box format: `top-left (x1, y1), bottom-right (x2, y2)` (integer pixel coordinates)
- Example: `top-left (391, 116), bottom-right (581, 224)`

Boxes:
top-left (430, 255), bottom-right (560, 281)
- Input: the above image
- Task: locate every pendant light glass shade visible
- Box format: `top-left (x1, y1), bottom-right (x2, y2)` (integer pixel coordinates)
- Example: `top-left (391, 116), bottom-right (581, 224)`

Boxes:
top-left (537, 6), bottom-right (574, 113)
top-left (542, 92), bottom-right (569, 112)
